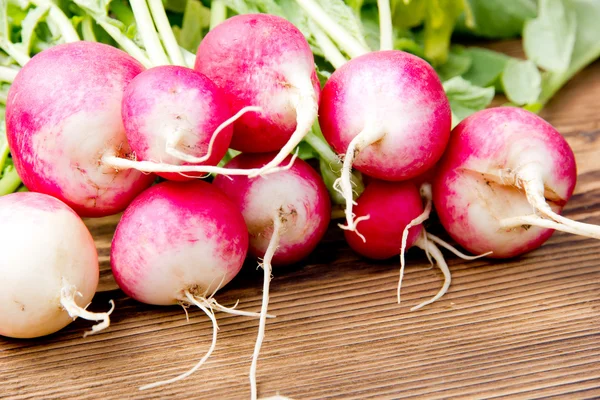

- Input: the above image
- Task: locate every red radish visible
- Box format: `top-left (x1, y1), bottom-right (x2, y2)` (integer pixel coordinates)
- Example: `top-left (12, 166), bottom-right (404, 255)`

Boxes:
top-left (344, 180), bottom-right (488, 309)
top-left (433, 107), bottom-right (600, 258)
top-left (110, 180), bottom-right (256, 390)
top-left (118, 65), bottom-right (262, 181)
top-left (344, 181), bottom-right (450, 310)
top-left (0, 192), bottom-right (113, 338)
top-left (195, 14), bottom-right (321, 176)
top-left (213, 153), bottom-right (331, 400)
top-left (318, 50), bottom-right (451, 236)
top-left (5, 41), bottom-right (154, 217)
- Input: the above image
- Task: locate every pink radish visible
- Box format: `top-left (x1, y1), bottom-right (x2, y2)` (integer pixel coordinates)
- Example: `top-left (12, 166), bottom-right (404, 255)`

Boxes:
top-left (213, 153), bottom-right (331, 400)
top-left (5, 41), bottom-right (154, 217)
top-left (195, 14), bottom-right (321, 176)
top-left (318, 50), bottom-right (452, 236)
top-left (118, 65), bottom-right (263, 181)
top-left (110, 180), bottom-right (257, 390)
top-left (433, 107), bottom-right (600, 258)
top-left (0, 192), bottom-right (113, 338)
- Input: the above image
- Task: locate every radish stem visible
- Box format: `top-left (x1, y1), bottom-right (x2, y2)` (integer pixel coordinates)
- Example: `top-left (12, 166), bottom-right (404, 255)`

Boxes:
top-left (29, 0), bottom-right (80, 43)
top-left (148, 0), bottom-right (186, 66)
top-left (294, 0), bottom-right (369, 58)
top-left (0, 66), bottom-right (18, 83)
top-left (377, 0), bottom-right (393, 50)
top-left (309, 20), bottom-right (347, 69)
top-left (96, 20), bottom-right (152, 67)
top-left (81, 16), bottom-right (96, 42)
top-left (210, 0), bottom-right (227, 30)
top-left (129, 0), bottom-right (169, 66)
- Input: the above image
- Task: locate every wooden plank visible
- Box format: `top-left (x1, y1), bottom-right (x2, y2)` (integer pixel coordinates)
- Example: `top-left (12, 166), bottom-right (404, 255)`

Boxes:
top-left (2, 40), bottom-right (600, 400)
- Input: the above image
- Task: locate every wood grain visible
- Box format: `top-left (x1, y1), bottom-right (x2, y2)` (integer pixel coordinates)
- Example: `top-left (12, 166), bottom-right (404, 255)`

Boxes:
top-left (2, 40), bottom-right (600, 400)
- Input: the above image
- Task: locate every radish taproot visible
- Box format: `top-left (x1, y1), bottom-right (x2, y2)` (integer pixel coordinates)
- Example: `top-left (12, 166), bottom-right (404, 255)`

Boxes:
top-left (195, 14), bottom-right (321, 177)
top-left (5, 41), bottom-right (154, 217)
top-left (433, 107), bottom-right (600, 258)
top-left (318, 50), bottom-right (452, 237)
top-left (110, 180), bottom-right (259, 390)
top-left (213, 153), bottom-right (331, 400)
top-left (0, 192), bottom-right (113, 338)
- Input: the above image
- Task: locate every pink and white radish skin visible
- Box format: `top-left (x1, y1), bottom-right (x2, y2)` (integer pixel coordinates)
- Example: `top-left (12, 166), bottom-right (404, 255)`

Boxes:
top-left (109, 65), bottom-right (262, 180)
top-left (120, 65), bottom-right (233, 181)
top-left (318, 50), bottom-right (451, 235)
top-left (213, 153), bottom-right (331, 400)
top-left (0, 192), bottom-right (113, 338)
top-left (110, 180), bottom-right (254, 390)
top-left (195, 14), bottom-right (321, 176)
top-left (6, 42), bottom-right (154, 217)
top-left (433, 107), bottom-right (600, 258)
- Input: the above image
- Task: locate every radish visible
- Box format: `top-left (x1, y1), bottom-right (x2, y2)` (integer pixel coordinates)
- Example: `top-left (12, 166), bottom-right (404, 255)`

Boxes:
top-left (318, 50), bottom-right (452, 237)
top-left (110, 180), bottom-right (259, 390)
top-left (5, 41), bottom-right (155, 218)
top-left (118, 65), bottom-right (263, 181)
top-left (344, 180), bottom-right (448, 310)
top-left (433, 107), bottom-right (600, 258)
top-left (344, 180), bottom-right (488, 310)
top-left (194, 14), bottom-right (321, 177)
top-left (0, 192), bottom-right (113, 339)
top-left (213, 153), bottom-right (331, 400)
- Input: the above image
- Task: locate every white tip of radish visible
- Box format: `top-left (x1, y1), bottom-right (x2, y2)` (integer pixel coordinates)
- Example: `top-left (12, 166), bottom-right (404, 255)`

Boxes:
top-left (60, 281), bottom-right (115, 337)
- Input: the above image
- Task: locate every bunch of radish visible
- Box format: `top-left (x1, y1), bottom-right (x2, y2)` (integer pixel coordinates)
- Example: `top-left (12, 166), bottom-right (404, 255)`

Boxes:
top-left (2, 1), bottom-right (600, 399)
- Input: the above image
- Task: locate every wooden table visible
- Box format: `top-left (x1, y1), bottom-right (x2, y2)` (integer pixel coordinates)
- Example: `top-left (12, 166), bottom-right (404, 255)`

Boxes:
top-left (2, 41), bottom-right (600, 400)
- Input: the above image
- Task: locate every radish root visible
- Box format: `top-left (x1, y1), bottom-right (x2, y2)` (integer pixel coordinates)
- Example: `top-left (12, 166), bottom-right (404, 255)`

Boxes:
top-left (60, 280), bottom-right (115, 337)
top-left (140, 285), bottom-right (270, 391)
top-left (248, 79), bottom-right (318, 178)
top-left (140, 290), bottom-right (218, 391)
top-left (334, 126), bottom-right (385, 239)
top-left (166, 106), bottom-right (263, 164)
top-left (102, 148), bottom-right (299, 178)
top-left (398, 183), bottom-right (433, 304)
top-left (250, 212), bottom-right (284, 400)
top-left (426, 233), bottom-right (493, 260)
top-left (412, 236), bottom-right (451, 311)
top-left (500, 164), bottom-right (600, 239)
top-left (209, 298), bottom-right (276, 319)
